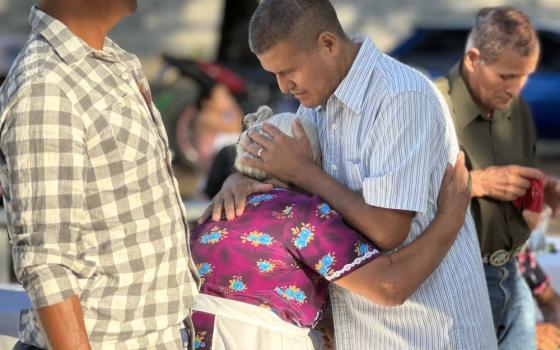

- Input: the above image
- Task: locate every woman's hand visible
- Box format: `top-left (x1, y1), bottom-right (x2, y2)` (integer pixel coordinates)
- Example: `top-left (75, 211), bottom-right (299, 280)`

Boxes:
top-left (198, 172), bottom-right (273, 223)
top-left (436, 152), bottom-right (471, 233)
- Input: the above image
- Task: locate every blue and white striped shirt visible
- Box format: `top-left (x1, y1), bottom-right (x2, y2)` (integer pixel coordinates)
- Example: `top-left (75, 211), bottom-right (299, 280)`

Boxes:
top-left (298, 38), bottom-right (497, 349)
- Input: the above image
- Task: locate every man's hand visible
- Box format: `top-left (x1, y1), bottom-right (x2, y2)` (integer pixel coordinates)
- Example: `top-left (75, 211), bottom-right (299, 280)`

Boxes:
top-left (544, 176), bottom-right (560, 217)
top-left (537, 285), bottom-right (560, 326)
top-left (198, 173), bottom-right (273, 223)
top-left (470, 165), bottom-right (543, 201)
top-left (436, 152), bottom-right (471, 234)
top-left (241, 120), bottom-right (315, 184)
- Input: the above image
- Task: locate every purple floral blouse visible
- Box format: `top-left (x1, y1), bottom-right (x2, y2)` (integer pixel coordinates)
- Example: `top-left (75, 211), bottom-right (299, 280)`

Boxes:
top-left (190, 188), bottom-right (380, 329)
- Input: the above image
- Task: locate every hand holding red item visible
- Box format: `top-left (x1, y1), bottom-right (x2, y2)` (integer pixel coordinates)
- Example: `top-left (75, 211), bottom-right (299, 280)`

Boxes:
top-left (514, 177), bottom-right (544, 213)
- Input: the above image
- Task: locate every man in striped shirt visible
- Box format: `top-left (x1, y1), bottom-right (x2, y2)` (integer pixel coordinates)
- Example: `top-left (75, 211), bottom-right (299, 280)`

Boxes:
top-left (203, 0), bottom-right (497, 348)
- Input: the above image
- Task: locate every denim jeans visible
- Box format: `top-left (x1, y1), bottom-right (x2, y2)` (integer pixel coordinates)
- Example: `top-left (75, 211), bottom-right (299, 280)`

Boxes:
top-left (484, 260), bottom-right (536, 350)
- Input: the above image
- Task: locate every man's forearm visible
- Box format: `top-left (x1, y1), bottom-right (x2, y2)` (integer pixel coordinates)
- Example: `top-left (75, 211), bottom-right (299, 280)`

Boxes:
top-left (37, 295), bottom-right (91, 350)
top-left (336, 214), bottom-right (460, 306)
top-left (294, 164), bottom-right (412, 250)
top-left (381, 214), bottom-right (458, 302)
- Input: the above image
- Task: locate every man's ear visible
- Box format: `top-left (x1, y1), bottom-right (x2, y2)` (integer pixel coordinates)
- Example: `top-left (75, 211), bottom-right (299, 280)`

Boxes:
top-left (463, 48), bottom-right (482, 73)
top-left (317, 31), bottom-right (339, 56)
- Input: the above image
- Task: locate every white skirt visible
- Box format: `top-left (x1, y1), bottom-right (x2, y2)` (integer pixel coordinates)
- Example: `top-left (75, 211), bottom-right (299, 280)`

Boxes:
top-left (192, 294), bottom-right (323, 350)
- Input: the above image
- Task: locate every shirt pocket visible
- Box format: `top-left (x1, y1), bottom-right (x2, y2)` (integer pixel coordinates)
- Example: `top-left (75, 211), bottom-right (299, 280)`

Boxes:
top-left (88, 99), bottom-right (158, 167)
top-left (104, 99), bottom-right (159, 162)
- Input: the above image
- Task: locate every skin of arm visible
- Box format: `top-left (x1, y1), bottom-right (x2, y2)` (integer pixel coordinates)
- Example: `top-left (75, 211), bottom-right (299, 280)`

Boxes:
top-left (335, 154), bottom-right (470, 306)
top-left (37, 295), bottom-right (91, 350)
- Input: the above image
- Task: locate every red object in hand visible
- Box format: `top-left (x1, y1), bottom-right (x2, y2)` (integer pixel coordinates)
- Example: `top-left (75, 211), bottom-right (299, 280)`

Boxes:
top-left (514, 178), bottom-right (544, 212)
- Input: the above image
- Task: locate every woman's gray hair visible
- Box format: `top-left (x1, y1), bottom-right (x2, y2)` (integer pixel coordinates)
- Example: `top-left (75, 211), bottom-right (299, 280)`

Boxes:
top-left (235, 106), bottom-right (320, 181)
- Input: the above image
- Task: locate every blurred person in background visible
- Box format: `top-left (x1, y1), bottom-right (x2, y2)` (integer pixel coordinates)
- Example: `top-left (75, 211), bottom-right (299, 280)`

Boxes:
top-left (190, 106), bottom-right (472, 350)
top-left (0, 1), bottom-right (199, 349)
top-left (201, 0), bottom-right (497, 349)
top-left (434, 6), bottom-right (560, 349)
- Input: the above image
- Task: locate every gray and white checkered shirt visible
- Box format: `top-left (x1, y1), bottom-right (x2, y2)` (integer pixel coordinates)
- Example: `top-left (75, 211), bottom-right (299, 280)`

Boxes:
top-left (0, 7), bottom-right (199, 349)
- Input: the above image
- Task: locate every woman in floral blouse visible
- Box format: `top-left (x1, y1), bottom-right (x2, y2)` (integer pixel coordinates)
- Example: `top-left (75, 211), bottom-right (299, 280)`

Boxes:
top-left (190, 106), bottom-right (471, 350)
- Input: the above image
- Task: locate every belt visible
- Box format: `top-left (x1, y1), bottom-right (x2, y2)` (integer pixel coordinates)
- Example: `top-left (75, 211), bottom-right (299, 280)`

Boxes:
top-left (481, 248), bottom-right (522, 267)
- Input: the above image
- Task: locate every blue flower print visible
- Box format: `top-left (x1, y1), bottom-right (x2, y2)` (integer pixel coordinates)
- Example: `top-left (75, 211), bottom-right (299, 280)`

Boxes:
top-left (228, 276), bottom-right (247, 292)
top-left (248, 194), bottom-right (276, 207)
top-left (315, 254), bottom-right (336, 277)
top-left (316, 203), bottom-right (336, 219)
top-left (196, 262), bottom-right (213, 284)
top-left (241, 231), bottom-right (274, 247)
top-left (199, 226), bottom-right (228, 245)
top-left (291, 223), bottom-right (315, 249)
top-left (275, 286), bottom-right (307, 304)
top-left (354, 242), bottom-right (373, 257)
top-left (197, 262), bottom-right (213, 276)
top-left (256, 259), bottom-right (275, 272)
top-left (194, 331), bottom-right (207, 349)
top-left (273, 204), bottom-right (295, 219)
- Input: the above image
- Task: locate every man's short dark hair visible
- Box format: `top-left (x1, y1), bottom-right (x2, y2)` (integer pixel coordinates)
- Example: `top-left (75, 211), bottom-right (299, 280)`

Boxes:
top-left (466, 6), bottom-right (538, 63)
top-left (248, 0), bottom-right (347, 55)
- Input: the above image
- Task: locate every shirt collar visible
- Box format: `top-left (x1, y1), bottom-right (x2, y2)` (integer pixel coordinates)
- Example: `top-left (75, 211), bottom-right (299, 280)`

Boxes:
top-left (447, 62), bottom-right (511, 129)
top-left (29, 6), bottom-right (131, 65)
top-left (329, 37), bottom-right (380, 115)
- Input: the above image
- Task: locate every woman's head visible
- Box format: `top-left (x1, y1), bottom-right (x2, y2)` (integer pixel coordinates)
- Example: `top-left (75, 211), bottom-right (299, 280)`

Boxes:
top-left (235, 106), bottom-right (320, 181)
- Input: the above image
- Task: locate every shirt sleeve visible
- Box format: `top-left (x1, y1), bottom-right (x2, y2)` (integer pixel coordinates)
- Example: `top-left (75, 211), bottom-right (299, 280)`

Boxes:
top-left (287, 196), bottom-right (380, 282)
top-left (0, 82), bottom-right (94, 308)
top-left (363, 91), bottom-right (445, 213)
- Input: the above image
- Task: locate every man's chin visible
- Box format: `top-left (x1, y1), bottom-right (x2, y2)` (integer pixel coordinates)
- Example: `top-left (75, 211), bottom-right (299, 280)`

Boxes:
top-left (297, 97), bottom-right (320, 108)
top-left (493, 100), bottom-right (514, 112)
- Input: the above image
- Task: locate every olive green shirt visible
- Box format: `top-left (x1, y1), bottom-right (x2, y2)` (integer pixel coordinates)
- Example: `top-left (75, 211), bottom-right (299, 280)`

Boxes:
top-left (435, 63), bottom-right (537, 256)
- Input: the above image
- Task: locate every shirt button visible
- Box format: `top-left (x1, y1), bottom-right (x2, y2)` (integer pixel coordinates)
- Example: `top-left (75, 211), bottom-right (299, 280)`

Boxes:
top-left (122, 72), bottom-right (130, 80)
top-left (331, 123), bottom-right (337, 130)
top-left (331, 164), bottom-right (337, 171)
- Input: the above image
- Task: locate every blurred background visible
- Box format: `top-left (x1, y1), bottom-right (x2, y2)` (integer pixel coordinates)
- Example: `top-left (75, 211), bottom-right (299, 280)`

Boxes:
top-left (0, 0), bottom-right (559, 289)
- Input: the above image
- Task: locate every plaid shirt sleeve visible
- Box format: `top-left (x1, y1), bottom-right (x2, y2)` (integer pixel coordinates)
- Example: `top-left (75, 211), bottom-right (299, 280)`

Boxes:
top-left (1, 81), bottom-right (96, 308)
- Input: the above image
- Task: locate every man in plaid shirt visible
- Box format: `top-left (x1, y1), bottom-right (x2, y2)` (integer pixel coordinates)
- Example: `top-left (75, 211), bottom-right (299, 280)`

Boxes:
top-left (0, 1), bottom-right (199, 349)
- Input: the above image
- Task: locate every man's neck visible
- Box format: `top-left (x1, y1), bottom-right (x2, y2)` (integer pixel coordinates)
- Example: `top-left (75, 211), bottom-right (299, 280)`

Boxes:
top-left (459, 62), bottom-right (493, 118)
top-left (37, 1), bottom-right (119, 50)
top-left (337, 40), bottom-right (361, 85)
top-left (318, 39), bottom-right (360, 109)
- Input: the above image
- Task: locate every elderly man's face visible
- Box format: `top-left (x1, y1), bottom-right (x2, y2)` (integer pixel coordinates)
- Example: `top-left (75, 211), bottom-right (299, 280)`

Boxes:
top-left (257, 40), bottom-right (338, 108)
top-left (466, 46), bottom-right (539, 113)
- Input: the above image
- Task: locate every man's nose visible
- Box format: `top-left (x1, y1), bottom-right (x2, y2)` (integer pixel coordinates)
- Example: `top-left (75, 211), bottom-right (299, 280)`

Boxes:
top-left (506, 76), bottom-right (528, 97)
top-left (276, 75), bottom-right (294, 94)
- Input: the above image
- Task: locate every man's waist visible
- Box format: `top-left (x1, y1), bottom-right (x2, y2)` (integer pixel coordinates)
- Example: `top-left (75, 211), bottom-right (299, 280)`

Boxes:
top-left (481, 247), bottom-right (523, 267)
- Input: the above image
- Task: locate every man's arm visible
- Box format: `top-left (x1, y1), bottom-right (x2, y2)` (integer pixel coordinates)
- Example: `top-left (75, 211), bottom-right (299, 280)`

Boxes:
top-left (2, 83), bottom-right (92, 347)
top-left (244, 93), bottom-right (442, 250)
top-left (37, 296), bottom-right (91, 350)
top-left (242, 121), bottom-right (411, 250)
top-left (291, 162), bottom-right (413, 250)
top-left (335, 154), bottom-right (470, 305)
